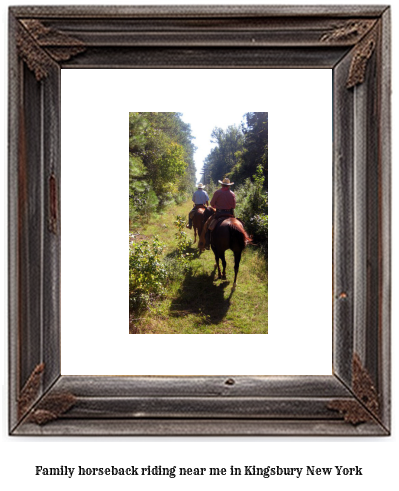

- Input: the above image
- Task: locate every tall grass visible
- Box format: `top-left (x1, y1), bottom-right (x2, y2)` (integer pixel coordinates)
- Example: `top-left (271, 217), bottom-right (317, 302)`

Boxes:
top-left (129, 198), bottom-right (268, 334)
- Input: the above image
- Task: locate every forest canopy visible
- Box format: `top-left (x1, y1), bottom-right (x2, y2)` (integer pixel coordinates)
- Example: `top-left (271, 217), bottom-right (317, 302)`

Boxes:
top-left (201, 112), bottom-right (268, 189)
top-left (200, 112), bottom-right (268, 248)
top-left (129, 112), bottom-right (196, 222)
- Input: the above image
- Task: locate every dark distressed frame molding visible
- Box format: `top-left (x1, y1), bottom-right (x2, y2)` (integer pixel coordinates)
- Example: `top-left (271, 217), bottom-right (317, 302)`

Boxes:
top-left (8, 5), bottom-right (391, 436)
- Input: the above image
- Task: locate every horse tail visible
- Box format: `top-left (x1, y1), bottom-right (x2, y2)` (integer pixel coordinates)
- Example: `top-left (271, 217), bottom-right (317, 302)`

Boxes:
top-left (229, 220), bottom-right (252, 248)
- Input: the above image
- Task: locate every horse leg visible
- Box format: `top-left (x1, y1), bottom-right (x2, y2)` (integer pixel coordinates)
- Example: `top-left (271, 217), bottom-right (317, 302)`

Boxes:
top-left (213, 249), bottom-right (222, 279)
top-left (233, 250), bottom-right (242, 287)
top-left (221, 251), bottom-right (227, 280)
top-left (193, 226), bottom-right (197, 244)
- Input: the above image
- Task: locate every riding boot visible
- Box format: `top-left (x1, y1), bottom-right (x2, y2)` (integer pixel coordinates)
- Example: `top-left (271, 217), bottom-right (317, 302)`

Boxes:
top-left (186, 216), bottom-right (192, 229)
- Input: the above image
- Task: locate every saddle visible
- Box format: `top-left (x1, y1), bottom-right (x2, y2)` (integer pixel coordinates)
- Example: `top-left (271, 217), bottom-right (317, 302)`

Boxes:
top-left (208, 214), bottom-right (234, 231)
top-left (189, 204), bottom-right (206, 220)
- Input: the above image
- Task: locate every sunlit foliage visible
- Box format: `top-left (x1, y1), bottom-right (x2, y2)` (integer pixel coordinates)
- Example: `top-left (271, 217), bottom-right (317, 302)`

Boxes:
top-left (129, 112), bottom-right (196, 225)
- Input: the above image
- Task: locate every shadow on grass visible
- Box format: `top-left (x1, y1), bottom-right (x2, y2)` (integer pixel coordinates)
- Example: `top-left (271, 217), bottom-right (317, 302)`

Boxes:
top-left (169, 267), bottom-right (235, 324)
top-left (164, 245), bottom-right (202, 261)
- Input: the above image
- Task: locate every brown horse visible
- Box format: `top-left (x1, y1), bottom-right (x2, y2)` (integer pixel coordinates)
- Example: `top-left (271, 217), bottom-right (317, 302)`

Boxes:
top-left (191, 207), bottom-right (207, 244)
top-left (200, 208), bottom-right (252, 287)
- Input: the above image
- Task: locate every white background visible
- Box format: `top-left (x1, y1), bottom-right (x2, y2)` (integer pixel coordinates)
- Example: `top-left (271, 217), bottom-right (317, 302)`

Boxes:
top-left (1, 1), bottom-right (397, 491)
top-left (61, 68), bottom-right (332, 376)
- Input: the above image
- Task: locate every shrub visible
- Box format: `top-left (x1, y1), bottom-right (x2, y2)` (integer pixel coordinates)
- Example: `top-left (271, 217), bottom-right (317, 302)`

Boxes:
top-left (249, 213), bottom-right (268, 247)
top-left (204, 180), bottom-right (218, 198)
top-left (129, 186), bottom-right (159, 226)
top-left (234, 165), bottom-right (268, 246)
top-left (174, 191), bottom-right (191, 205)
top-left (173, 215), bottom-right (194, 271)
top-left (129, 237), bottom-right (167, 309)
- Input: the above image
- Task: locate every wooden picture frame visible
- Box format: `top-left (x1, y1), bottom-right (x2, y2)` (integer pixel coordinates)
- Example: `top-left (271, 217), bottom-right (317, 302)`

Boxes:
top-left (8, 5), bottom-right (391, 436)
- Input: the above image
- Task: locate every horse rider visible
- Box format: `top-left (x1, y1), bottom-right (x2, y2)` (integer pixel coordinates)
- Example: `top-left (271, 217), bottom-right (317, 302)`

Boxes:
top-left (187, 183), bottom-right (209, 229)
top-left (200, 177), bottom-right (236, 250)
top-left (210, 177), bottom-right (236, 218)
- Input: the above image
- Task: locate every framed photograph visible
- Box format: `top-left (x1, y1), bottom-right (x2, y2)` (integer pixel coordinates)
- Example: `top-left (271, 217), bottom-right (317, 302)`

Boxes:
top-left (9, 5), bottom-right (391, 435)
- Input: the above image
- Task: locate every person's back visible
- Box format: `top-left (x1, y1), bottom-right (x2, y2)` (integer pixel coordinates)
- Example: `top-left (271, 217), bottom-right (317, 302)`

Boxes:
top-left (187, 183), bottom-right (209, 229)
top-left (199, 177), bottom-right (236, 250)
top-left (193, 188), bottom-right (209, 206)
top-left (210, 178), bottom-right (236, 218)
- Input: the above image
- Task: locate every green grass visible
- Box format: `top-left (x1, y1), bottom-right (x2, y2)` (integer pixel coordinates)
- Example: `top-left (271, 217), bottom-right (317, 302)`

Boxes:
top-left (130, 199), bottom-right (268, 334)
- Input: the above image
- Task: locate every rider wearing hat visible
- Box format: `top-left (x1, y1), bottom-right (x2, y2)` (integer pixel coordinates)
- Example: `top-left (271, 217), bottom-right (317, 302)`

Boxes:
top-left (187, 183), bottom-right (209, 229)
top-left (199, 178), bottom-right (236, 250)
top-left (210, 178), bottom-right (236, 218)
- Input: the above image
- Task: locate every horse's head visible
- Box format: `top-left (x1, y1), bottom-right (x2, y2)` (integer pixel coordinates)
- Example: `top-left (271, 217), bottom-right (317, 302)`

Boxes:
top-left (203, 206), bottom-right (215, 221)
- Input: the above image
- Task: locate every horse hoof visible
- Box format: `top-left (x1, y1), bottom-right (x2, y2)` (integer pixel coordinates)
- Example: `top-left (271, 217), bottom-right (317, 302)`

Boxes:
top-left (233, 282), bottom-right (237, 288)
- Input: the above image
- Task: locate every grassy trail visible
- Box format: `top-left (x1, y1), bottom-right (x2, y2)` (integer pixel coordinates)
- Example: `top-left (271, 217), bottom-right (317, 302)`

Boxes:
top-left (130, 199), bottom-right (268, 334)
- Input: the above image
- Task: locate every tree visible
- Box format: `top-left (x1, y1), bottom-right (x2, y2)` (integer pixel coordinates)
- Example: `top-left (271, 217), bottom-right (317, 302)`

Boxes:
top-left (237, 112), bottom-right (268, 188)
top-left (201, 125), bottom-right (244, 184)
top-left (129, 112), bottom-right (196, 224)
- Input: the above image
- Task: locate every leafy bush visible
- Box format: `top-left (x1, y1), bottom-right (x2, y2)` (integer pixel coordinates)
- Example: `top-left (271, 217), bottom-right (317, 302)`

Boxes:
top-left (249, 214), bottom-right (268, 250)
top-left (203, 180), bottom-right (217, 199)
top-left (129, 237), bottom-right (167, 310)
top-left (129, 187), bottom-right (159, 225)
top-left (234, 165), bottom-right (268, 246)
top-left (249, 214), bottom-right (268, 235)
top-left (129, 216), bottom-right (195, 312)
top-left (173, 215), bottom-right (194, 271)
top-left (174, 190), bottom-right (191, 205)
